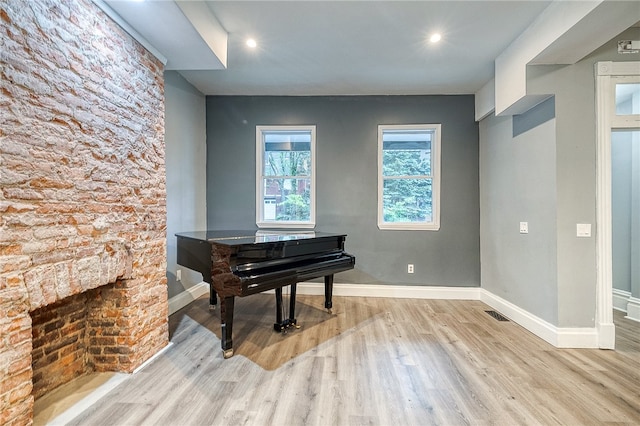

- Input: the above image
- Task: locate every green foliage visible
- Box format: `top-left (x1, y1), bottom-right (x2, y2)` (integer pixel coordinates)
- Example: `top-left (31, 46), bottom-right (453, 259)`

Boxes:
top-left (277, 192), bottom-right (310, 221)
top-left (383, 179), bottom-right (432, 222)
top-left (265, 151), bottom-right (311, 221)
top-left (383, 149), bottom-right (430, 176)
top-left (382, 149), bottom-right (433, 222)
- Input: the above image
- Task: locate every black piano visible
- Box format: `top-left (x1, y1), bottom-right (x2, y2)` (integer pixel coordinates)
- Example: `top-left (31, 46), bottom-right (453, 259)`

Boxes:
top-left (175, 230), bottom-right (355, 358)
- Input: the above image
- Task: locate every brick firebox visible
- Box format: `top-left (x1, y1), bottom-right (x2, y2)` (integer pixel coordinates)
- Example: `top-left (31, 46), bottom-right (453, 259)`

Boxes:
top-left (0, 1), bottom-right (168, 425)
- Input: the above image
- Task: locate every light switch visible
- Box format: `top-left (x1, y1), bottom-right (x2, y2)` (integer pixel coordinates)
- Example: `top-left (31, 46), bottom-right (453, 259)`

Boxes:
top-left (577, 223), bottom-right (591, 238)
top-left (519, 222), bottom-right (528, 234)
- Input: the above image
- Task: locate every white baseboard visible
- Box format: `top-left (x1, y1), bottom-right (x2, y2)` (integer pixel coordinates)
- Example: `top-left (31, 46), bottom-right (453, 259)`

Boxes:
top-left (168, 282), bottom-right (210, 315)
top-left (301, 283), bottom-right (598, 348)
top-left (133, 342), bottom-right (174, 374)
top-left (613, 289), bottom-right (640, 322)
top-left (295, 282), bottom-right (482, 300)
top-left (46, 373), bottom-right (130, 426)
top-left (480, 289), bottom-right (598, 349)
top-left (626, 296), bottom-right (640, 323)
top-left (613, 288), bottom-right (631, 312)
top-left (168, 282), bottom-right (601, 348)
top-left (46, 341), bottom-right (174, 426)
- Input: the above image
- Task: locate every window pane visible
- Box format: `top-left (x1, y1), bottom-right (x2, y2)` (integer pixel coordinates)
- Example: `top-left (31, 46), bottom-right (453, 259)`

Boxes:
top-left (382, 147), bottom-right (431, 176)
top-left (616, 83), bottom-right (640, 115)
top-left (262, 178), bottom-right (311, 221)
top-left (264, 131), bottom-right (311, 145)
top-left (382, 130), bottom-right (431, 176)
top-left (264, 151), bottom-right (311, 177)
top-left (382, 178), bottom-right (432, 223)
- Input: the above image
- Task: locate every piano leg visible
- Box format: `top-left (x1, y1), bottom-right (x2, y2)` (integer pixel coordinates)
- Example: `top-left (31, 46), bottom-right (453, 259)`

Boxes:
top-left (289, 283), bottom-right (299, 328)
top-left (324, 274), bottom-right (334, 314)
top-left (220, 296), bottom-right (234, 358)
top-left (208, 283), bottom-right (218, 310)
top-left (275, 287), bottom-right (283, 328)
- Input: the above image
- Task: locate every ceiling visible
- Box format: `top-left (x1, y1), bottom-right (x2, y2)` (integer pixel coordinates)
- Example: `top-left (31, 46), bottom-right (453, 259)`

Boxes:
top-left (101, 0), bottom-right (633, 96)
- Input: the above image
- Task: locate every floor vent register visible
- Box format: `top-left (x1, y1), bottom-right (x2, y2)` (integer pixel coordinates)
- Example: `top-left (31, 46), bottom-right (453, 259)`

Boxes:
top-left (485, 310), bottom-right (509, 322)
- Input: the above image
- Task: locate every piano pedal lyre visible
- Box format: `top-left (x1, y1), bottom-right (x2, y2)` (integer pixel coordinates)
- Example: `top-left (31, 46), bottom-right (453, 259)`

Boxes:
top-left (274, 318), bottom-right (299, 334)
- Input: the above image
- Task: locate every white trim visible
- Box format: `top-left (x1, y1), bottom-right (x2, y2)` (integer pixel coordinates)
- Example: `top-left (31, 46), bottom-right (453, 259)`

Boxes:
top-left (597, 61), bottom-right (640, 76)
top-left (611, 75), bottom-right (640, 128)
top-left (91, 0), bottom-right (167, 66)
top-left (613, 288), bottom-right (631, 312)
top-left (480, 290), bottom-right (598, 348)
top-left (595, 61), bottom-right (615, 349)
top-left (255, 125), bottom-right (316, 229)
top-left (377, 124), bottom-right (441, 231)
top-left (132, 342), bottom-right (174, 374)
top-left (168, 282), bottom-right (210, 315)
top-left (45, 373), bottom-right (129, 426)
top-left (296, 284), bottom-right (599, 348)
top-left (626, 297), bottom-right (640, 323)
top-left (595, 61), bottom-right (640, 349)
top-left (46, 342), bottom-right (173, 425)
top-left (170, 282), bottom-right (603, 348)
top-left (295, 282), bottom-right (481, 300)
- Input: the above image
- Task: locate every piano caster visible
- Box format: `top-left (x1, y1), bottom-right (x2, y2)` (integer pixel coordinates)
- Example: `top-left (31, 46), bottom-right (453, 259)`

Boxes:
top-left (327, 308), bottom-right (332, 314)
top-left (209, 304), bottom-right (216, 311)
top-left (223, 349), bottom-right (234, 359)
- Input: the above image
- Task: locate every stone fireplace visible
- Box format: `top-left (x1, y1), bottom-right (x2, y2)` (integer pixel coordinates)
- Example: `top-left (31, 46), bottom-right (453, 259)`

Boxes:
top-left (0, 1), bottom-right (168, 424)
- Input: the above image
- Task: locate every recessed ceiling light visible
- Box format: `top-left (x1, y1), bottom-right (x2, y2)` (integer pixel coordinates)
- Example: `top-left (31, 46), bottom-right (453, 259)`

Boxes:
top-left (246, 38), bottom-right (257, 48)
top-left (430, 33), bottom-right (442, 43)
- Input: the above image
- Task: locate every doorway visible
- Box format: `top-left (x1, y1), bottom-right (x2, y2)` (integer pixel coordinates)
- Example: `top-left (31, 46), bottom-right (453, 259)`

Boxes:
top-left (612, 129), bottom-right (640, 321)
top-left (596, 61), bottom-right (640, 349)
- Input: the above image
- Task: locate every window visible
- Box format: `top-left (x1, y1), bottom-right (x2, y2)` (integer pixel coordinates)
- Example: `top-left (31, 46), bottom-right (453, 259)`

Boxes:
top-left (378, 124), bottom-right (441, 230)
top-left (256, 125), bottom-right (315, 228)
top-left (615, 82), bottom-right (640, 116)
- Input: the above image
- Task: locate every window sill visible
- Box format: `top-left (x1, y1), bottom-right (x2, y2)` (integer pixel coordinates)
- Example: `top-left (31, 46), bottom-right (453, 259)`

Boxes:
top-left (377, 222), bottom-right (440, 231)
top-left (257, 221), bottom-right (315, 229)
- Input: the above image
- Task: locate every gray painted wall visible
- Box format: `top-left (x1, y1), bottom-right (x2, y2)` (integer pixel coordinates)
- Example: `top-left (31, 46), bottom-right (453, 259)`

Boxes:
top-left (479, 107), bottom-right (558, 325)
top-left (479, 27), bottom-right (640, 328)
top-left (165, 71), bottom-right (207, 298)
top-left (206, 96), bottom-right (480, 287)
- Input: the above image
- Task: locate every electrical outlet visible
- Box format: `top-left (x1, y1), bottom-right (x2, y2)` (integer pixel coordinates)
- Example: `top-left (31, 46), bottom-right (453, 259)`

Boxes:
top-left (519, 222), bottom-right (529, 234)
top-left (407, 264), bottom-right (414, 274)
top-left (176, 269), bottom-right (182, 281)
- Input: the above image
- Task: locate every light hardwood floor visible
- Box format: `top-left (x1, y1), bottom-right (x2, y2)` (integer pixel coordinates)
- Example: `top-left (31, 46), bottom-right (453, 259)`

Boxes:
top-left (68, 294), bottom-right (640, 425)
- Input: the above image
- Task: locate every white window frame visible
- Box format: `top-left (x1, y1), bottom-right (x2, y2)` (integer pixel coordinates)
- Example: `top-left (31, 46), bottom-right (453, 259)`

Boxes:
top-left (256, 125), bottom-right (316, 229)
top-left (377, 124), bottom-right (441, 231)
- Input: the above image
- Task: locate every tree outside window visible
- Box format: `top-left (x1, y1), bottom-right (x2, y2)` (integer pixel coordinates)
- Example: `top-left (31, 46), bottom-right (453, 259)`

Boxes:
top-left (378, 124), bottom-right (441, 230)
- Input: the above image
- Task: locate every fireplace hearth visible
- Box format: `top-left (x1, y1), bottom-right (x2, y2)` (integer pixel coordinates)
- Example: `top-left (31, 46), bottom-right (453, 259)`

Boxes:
top-left (0, 0), bottom-right (169, 424)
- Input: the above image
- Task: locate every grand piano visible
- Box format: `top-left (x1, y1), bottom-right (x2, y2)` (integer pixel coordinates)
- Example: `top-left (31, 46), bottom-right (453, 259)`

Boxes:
top-left (175, 230), bottom-right (355, 358)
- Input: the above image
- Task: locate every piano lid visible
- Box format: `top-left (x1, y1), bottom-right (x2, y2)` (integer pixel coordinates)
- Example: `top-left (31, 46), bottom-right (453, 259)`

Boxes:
top-left (175, 230), bottom-right (346, 246)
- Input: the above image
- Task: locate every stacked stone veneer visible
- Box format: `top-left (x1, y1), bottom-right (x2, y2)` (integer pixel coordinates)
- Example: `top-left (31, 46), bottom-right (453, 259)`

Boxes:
top-left (0, 0), bottom-right (168, 424)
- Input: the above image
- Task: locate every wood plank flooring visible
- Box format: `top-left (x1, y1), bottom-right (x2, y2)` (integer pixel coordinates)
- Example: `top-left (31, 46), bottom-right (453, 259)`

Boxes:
top-left (69, 294), bottom-right (640, 425)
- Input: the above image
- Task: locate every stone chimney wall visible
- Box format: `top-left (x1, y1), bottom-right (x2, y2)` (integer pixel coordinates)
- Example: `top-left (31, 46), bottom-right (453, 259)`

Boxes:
top-left (0, 0), bottom-right (168, 424)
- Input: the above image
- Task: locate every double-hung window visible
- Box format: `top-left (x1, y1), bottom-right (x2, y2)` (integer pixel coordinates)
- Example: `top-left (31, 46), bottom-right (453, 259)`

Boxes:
top-left (378, 124), bottom-right (441, 230)
top-left (256, 125), bottom-right (316, 228)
